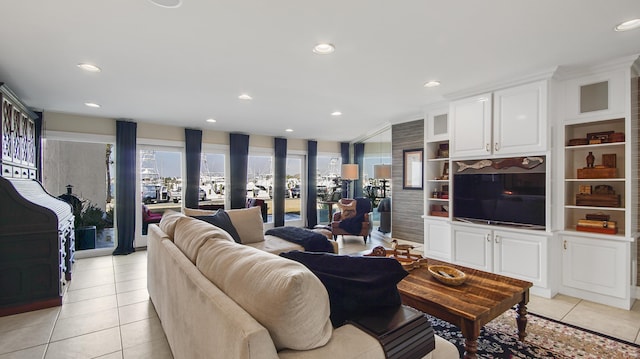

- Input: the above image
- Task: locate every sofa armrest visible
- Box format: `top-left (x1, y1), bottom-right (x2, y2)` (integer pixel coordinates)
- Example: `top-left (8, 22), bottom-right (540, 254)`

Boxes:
top-left (278, 324), bottom-right (458, 359)
top-left (277, 324), bottom-right (384, 359)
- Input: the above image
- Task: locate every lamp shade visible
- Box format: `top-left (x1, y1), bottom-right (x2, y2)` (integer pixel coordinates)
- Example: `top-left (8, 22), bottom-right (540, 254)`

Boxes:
top-left (373, 164), bottom-right (392, 179)
top-left (341, 164), bottom-right (359, 180)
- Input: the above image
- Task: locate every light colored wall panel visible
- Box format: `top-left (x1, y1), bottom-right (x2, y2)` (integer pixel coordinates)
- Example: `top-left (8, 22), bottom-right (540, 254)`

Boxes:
top-left (43, 111), bottom-right (114, 136)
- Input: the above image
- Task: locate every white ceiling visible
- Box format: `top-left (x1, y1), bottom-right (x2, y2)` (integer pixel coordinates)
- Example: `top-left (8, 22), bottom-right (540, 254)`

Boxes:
top-left (0, 1), bottom-right (639, 143)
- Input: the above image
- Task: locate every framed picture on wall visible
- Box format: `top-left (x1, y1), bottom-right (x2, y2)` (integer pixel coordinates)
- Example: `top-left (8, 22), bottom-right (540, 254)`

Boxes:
top-left (403, 148), bottom-right (423, 189)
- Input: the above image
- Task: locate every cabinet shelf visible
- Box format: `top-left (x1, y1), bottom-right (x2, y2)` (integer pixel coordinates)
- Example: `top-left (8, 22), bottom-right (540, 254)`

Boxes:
top-left (426, 157), bottom-right (449, 162)
top-left (427, 198), bottom-right (449, 202)
top-left (565, 178), bottom-right (625, 182)
top-left (564, 142), bottom-right (625, 150)
top-left (564, 205), bottom-right (624, 211)
top-left (560, 229), bottom-right (628, 240)
top-left (426, 179), bottom-right (449, 183)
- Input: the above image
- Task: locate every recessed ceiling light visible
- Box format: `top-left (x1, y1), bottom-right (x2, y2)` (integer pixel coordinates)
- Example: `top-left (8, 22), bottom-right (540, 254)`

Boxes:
top-left (77, 63), bottom-right (101, 72)
top-left (285, 128), bottom-right (293, 132)
top-left (238, 94), bottom-right (253, 100)
top-left (331, 111), bottom-right (342, 116)
top-left (423, 80), bottom-right (441, 88)
top-left (313, 43), bottom-right (335, 55)
top-left (147, 0), bottom-right (182, 8)
top-left (614, 19), bottom-right (640, 31)
top-left (84, 102), bottom-right (101, 108)
top-left (206, 118), bottom-right (216, 123)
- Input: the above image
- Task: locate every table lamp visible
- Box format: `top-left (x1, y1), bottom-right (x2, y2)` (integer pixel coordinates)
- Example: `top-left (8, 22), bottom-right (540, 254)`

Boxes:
top-left (374, 164), bottom-right (391, 198)
top-left (341, 164), bottom-right (359, 198)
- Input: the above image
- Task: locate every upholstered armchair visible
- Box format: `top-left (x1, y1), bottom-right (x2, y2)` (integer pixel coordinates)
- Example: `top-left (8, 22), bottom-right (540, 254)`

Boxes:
top-left (330, 198), bottom-right (372, 243)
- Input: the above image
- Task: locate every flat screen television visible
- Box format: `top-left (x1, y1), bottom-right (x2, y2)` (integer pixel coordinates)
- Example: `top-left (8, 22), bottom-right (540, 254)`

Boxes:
top-left (453, 172), bottom-right (546, 229)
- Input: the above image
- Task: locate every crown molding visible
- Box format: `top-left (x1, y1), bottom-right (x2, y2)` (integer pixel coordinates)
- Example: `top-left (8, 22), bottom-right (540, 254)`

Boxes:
top-left (554, 53), bottom-right (640, 80)
top-left (443, 67), bottom-right (558, 101)
top-left (350, 122), bottom-right (392, 144)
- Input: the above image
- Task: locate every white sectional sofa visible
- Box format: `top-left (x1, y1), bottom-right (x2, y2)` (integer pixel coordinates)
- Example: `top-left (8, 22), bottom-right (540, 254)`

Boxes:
top-left (147, 209), bottom-right (459, 359)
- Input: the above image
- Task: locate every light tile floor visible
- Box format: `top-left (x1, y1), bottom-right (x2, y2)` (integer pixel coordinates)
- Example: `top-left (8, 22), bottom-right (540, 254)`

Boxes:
top-left (1, 232), bottom-right (638, 358)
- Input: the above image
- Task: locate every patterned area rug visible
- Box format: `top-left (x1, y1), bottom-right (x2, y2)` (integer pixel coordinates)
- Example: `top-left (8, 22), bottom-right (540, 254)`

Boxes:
top-left (430, 310), bottom-right (640, 358)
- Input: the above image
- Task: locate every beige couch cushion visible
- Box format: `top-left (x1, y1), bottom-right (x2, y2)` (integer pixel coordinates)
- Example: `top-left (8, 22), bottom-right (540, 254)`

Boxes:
top-left (245, 234), bottom-right (304, 254)
top-left (182, 207), bottom-right (216, 216)
top-left (196, 239), bottom-right (332, 351)
top-left (173, 216), bottom-right (234, 263)
top-left (158, 210), bottom-right (186, 239)
top-left (226, 206), bottom-right (265, 244)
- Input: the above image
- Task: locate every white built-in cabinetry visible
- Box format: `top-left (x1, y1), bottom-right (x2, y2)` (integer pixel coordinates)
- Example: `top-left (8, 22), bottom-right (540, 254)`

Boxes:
top-left (555, 56), bottom-right (638, 309)
top-left (424, 105), bottom-right (452, 262)
top-left (423, 56), bottom-right (638, 309)
top-left (424, 79), bottom-right (554, 296)
top-left (451, 223), bottom-right (550, 296)
top-left (449, 81), bottom-right (548, 159)
top-left (424, 84), bottom-right (555, 296)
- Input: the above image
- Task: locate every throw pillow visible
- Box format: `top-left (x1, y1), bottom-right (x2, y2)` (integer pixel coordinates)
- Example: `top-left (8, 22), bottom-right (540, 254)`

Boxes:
top-left (225, 206), bottom-right (265, 244)
top-left (193, 209), bottom-right (242, 243)
top-left (337, 199), bottom-right (357, 220)
top-left (280, 251), bottom-right (408, 327)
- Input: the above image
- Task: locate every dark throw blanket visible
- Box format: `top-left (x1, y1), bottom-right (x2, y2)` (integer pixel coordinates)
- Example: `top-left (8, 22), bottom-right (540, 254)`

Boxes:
top-left (265, 226), bottom-right (334, 253)
top-left (280, 251), bottom-right (409, 326)
top-left (338, 197), bottom-right (372, 234)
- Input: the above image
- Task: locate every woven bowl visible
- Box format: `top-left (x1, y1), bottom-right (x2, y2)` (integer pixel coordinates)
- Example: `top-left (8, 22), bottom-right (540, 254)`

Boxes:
top-left (428, 265), bottom-right (467, 286)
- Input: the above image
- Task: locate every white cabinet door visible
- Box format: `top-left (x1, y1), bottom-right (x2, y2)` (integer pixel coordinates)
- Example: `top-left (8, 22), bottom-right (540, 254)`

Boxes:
top-left (424, 219), bottom-right (451, 261)
top-left (452, 225), bottom-right (492, 271)
top-left (449, 93), bottom-right (492, 158)
top-left (561, 234), bottom-right (627, 299)
top-left (493, 81), bottom-right (547, 155)
top-left (493, 230), bottom-right (547, 287)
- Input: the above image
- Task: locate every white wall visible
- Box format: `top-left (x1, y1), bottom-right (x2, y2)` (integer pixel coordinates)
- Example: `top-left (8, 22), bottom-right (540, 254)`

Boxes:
top-left (42, 140), bottom-right (108, 211)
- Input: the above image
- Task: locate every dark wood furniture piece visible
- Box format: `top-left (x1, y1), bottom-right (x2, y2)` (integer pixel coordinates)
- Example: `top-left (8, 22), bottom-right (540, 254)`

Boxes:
top-left (0, 177), bottom-right (74, 317)
top-left (397, 258), bottom-right (532, 359)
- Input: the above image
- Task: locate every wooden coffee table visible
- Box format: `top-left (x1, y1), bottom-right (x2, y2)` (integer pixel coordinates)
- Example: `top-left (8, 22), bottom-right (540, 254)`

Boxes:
top-left (396, 258), bottom-right (532, 359)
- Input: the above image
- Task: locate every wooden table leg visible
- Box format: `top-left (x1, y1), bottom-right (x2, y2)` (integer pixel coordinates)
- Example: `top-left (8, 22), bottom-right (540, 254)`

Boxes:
top-left (516, 300), bottom-right (528, 341)
top-left (461, 321), bottom-right (479, 359)
top-left (463, 337), bottom-right (478, 359)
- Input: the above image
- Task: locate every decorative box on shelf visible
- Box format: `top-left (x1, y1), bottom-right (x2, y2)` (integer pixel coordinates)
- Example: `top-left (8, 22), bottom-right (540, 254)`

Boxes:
top-left (576, 219), bottom-right (618, 234)
top-left (575, 194), bottom-right (620, 207)
top-left (430, 205), bottom-right (448, 217)
top-left (576, 167), bottom-right (616, 179)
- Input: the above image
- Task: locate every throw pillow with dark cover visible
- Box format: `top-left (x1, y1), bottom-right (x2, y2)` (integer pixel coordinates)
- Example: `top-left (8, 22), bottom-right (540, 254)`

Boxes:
top-left (193, 209), bottom-right (242, 243)
top-left (279, 251), bottom-right (409, 327)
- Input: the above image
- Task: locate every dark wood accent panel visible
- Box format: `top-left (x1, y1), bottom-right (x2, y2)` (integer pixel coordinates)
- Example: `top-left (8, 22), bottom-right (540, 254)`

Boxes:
top-left (392, 119), bottom-right (424, 242)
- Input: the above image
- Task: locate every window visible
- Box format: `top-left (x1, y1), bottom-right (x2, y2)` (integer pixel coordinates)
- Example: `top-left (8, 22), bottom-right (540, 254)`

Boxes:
top-left (199, 152), bottom-right (225, 209)
top-left (247, 154), bottom-right (273, 222)
top-left (316, 155), bottom-right (342, 224)
top-left (285, 155), bottom-right (304, 225)
top-left (139, 147), bottom-right (182, 236)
